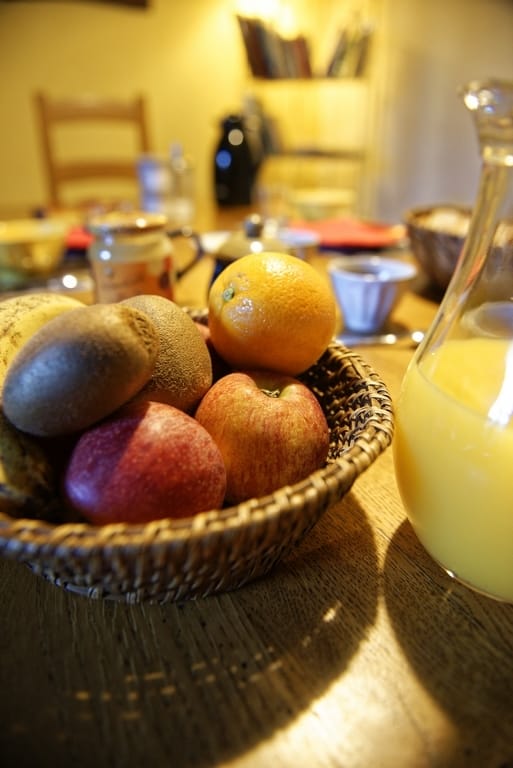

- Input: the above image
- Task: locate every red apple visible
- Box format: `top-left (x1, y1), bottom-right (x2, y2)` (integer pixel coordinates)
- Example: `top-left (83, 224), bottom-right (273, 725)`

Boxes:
top-left (194, 370), bottom-right (330, 504)
top-left (64, 400), bottom-right (226, 525)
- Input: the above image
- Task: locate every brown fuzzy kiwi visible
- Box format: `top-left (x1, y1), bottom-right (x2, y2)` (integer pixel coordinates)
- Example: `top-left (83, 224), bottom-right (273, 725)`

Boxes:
top-left (121, 295), bottom-right (212, 412)
top-left (2, 303), bottom-right (159, 437)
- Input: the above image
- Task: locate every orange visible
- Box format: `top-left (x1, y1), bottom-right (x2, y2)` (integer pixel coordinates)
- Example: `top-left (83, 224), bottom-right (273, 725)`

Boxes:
top-left (207, 251), bottom-right (337, 375)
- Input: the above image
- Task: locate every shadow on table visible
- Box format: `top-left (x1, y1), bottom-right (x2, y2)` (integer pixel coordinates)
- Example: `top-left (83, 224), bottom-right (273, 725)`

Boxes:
top-left (0, 492), bottom-right (378, 768)
top-left (383, 520), bottom-right (513, 768)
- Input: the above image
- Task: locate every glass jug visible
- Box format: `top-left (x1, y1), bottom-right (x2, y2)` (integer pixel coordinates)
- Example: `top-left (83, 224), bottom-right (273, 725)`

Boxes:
top-left (394, 79), bottom-right (513, 603)
top-left (87, 211), bottom-right (202, 303)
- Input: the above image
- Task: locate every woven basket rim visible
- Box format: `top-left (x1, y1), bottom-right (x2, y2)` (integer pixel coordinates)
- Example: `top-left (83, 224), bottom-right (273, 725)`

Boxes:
top-left (0, 335), bottom-right (394, 558)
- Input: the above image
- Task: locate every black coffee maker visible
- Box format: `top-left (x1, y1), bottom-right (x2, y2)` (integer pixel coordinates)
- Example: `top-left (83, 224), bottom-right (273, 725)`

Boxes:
top-left (213, 114), bottom-right (261, 206)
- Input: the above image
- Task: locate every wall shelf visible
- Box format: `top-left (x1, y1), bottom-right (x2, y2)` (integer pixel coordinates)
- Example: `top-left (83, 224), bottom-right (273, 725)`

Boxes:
top-left (236, 6), bottom-right (376, 217)
top-left (236, 13), bottom-right (373, 81)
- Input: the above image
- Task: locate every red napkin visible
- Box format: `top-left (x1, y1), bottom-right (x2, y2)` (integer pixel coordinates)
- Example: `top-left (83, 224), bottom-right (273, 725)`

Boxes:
top-left (288, 217), bottom-right (406, 250)
top-left (66, 225), bottom-right (94, 251)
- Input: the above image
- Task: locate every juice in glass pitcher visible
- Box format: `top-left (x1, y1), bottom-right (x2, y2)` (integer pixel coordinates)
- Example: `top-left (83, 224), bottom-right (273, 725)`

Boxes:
top-left (395, 337), bottom-right (513, 601)
top-left (394, 79), bottom-right (513, 602)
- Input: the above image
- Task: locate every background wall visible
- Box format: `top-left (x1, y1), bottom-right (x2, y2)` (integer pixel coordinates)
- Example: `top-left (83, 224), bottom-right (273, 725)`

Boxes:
top-left (0, 0), bottom-right (512, 224)
top-left (0, 0), bottom-right (248, 218)
top-left (372, 0), bottom-right (513, 222)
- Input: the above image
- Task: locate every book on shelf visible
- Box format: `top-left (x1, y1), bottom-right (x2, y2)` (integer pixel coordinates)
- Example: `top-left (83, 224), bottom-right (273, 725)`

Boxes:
top-left (236, 15), bottom-right (269, 78)
top-left (325, 22), bottom-right (374, 78)
top-left (353, 24), bottom-right (373, 77)
top-left (257, 21), bottom-right (290, 78)
top-left (236, 14), bottom-right (313, 79)
top-left (325, 28), bottom-right (349, 77)
top-left (288, 35), bottom-right (313, 78)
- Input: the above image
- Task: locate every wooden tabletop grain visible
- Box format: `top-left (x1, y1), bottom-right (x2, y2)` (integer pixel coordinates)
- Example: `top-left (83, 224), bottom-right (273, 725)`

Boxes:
top-left (1, 223), bottom-right (513, 768)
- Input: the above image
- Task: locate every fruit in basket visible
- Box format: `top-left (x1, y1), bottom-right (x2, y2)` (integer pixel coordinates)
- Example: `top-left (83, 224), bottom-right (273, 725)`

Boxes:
top-left (207, 252), bottom-right (337, 376)
top-left (0, 410), bottom-right (57, 518)
top-left (0, 292), bottom-right (84, 396)
top-left (195, 370), bottom-right (330, 504)
top-left (64, 400), bottom-right (227, 525)
top-left (121, 295), bottom-right (212, 411)
top-left (194, 320), bottom-right (232, 382)
top-left (2, 303), bottom-right (158, 437)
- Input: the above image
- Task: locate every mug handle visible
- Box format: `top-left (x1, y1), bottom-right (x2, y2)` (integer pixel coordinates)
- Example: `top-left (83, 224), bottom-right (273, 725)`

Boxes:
top-left (166, 226), bottom-right (205, 279)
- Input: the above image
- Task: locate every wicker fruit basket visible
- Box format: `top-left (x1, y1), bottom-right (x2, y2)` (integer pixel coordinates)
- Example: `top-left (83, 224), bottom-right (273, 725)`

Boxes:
top-left (0, 310), bottom-right (394, 604)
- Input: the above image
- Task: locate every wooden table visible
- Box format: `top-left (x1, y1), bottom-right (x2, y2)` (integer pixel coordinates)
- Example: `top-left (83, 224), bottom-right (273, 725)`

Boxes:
top-left (1, 226), bottom-right (513, 768)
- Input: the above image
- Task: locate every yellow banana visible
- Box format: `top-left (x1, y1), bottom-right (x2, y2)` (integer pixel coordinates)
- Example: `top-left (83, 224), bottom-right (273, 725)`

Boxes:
top-left (0, 292), bottom-right (84, 395)
top-left (0, 293), bottom-right (84, 518)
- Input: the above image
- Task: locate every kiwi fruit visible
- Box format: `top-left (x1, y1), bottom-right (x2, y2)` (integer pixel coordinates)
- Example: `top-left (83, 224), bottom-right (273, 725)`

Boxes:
top-left (2, 303), bottom-right (159, 436)
top-left (121, 295), bottom-right (212, 412)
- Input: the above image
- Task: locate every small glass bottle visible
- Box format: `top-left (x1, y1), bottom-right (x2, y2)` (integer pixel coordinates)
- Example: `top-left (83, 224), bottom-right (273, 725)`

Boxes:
top-left (136, 155), bottom-right (171, 215)
top-left (137, 145), bottom-right (195, 227)
top-left (167, 142), bottom-right (196, 227)
top-left (394, 79), bottom-right (513, 603)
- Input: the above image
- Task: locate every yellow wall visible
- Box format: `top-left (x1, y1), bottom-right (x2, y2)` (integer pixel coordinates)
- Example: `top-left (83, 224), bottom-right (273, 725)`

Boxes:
top-left (0, 0), bottom-right (249, 216)
top-left (0, 0), bottom-right (376, 220)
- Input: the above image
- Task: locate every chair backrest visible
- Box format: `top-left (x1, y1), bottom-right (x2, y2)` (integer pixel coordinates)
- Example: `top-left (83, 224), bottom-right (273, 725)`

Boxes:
top-left (34, 91), bottom-right (151, 209)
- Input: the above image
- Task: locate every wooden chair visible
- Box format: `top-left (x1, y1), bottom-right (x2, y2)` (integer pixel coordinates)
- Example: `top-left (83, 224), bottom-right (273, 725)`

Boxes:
top-left (34, 91), bottom-right (151, 209)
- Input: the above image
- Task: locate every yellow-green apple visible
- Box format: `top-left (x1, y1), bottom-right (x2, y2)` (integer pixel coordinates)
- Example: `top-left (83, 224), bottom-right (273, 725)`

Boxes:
top-left (194, 370), bottom-right (330, 504)
top-left (64, 400), bottom-right (226, 525)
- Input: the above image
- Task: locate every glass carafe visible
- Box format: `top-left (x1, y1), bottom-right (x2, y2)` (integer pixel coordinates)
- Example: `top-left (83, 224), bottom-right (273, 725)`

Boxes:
top-left (394, 79), bottom-right (513, 603)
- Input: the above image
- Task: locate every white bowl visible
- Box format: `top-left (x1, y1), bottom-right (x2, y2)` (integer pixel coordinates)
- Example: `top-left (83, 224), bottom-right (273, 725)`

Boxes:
top-left (328, 254), bottom-right (417, 334)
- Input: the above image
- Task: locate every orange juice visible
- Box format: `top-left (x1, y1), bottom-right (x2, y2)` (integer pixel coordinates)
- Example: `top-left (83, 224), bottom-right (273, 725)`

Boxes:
top-left (394, 337), bottom-right (513, 602)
